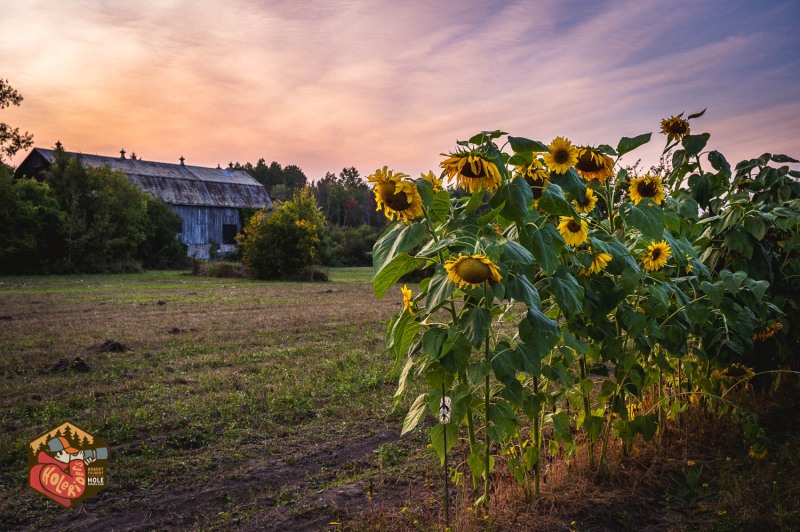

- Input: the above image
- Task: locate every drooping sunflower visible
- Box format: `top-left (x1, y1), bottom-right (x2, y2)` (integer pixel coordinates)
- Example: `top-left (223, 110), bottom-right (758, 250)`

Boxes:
top-left (515, 158), bottom-right (550, 201)
top-left (660, 115), bottom-right (691, 142)
top-left (440, 151), bottom-right (503, 193)
top-left (574, 147), bottom-right (615, 183)
top-left (421, 171), bottom-right (443, 192)
top-left (628, 174), bottom-right (666, 205)
top-left (642, 240), bottom-right (671, 271)
top-left (444, 253), bottom-right (502, 290)
top-left (401, 284), bottom-right (415, 314)
top-left (753, 322), bottom-right (782, 341)
top-left (557, 216), bottom-right (589, 247)
top-left (543, 136), bottom-right (579, 174)
top-left (572, 187), bottom-right (598, 214)
top-left (580, 250), bottom-right (612, 276)
top-left (369, 168), bottom-right (423, 221)
top-left (713, 363), bottom-right (756, 382)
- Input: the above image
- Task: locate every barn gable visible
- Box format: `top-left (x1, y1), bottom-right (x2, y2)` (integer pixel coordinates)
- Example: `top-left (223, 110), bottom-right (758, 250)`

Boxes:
top-left (15, 148), bottom-right (273, 260)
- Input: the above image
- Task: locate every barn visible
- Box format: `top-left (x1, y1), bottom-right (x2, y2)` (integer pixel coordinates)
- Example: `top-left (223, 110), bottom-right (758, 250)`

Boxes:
top-left (15, 147), bottom-right (273, 260)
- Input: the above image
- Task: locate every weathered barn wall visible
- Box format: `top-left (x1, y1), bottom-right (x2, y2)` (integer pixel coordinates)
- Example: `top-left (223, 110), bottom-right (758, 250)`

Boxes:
top-left (172, 205), bottom-right (241, 260)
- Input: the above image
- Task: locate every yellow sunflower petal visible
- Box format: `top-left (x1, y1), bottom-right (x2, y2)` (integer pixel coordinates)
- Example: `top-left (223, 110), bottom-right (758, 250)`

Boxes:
top-left (642, 240), bottom-right (671, 271)
top-left (444, 254), bottom-right (502, 289)
top-left (557, 216), bottom-right (589, 247)
top-left (543, 136), bottom-right (578, 174)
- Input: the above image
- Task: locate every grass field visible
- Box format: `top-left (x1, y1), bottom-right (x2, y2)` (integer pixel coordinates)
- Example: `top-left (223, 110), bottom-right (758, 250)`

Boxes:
top-left (0, 268), bottom-right (433, 530)
top-left (1, 269), bottom-right (798, 531)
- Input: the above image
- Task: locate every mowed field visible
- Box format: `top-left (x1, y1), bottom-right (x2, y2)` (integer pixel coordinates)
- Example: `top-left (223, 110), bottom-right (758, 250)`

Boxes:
top-left (0, 269), bottom-right (430, 530)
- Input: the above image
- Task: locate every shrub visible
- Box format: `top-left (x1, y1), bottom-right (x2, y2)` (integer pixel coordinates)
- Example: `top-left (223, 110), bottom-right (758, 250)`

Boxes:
top-left (237, 188), bottom-right (328, 280)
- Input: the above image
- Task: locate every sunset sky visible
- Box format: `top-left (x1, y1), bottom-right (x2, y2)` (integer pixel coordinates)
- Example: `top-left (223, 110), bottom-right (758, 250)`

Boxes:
top-left (2, 0), bottom-right (799, 181)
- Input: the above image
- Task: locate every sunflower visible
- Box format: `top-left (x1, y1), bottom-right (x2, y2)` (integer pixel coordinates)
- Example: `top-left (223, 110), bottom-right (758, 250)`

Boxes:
top-left (749, 447), bottom-right (768, 460)
top-left (574, 147), bottom-right (615, 182)
top-left (580, 250), bottom-right (612, 276)
top-left (628, 174), bottom-right (666, 205)
top-left (543, 136), bottom-right (579, 174)
top-left (572, 187), bottom-right (598, 214)
top-left (660, 115), bottom-right (691, 142)
top-left (642, 240), bottom-right (671, 271)
top-left (557, 216), bottom-right (589, 247)
top-left (440, 151), bottom-right (502, 193)
top-left (401, 284), bottom-right (415, 314)
top-left (444, 253), bottom-right (502, 290)
top-left (516, 158), bottom-right (550, 200)
top-left (713, 363), bottom-right (756, 381)
top-left (421, 171), bottom-right (443, 192)
top-left (369, 168), bottom-right (423, 221)
top-left (753, 322), bottom-right (782, 341)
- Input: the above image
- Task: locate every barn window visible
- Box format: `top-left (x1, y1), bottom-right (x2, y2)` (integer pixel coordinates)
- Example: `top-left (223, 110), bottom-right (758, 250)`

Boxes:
top-left (222, 224), bottom-right (239, 245)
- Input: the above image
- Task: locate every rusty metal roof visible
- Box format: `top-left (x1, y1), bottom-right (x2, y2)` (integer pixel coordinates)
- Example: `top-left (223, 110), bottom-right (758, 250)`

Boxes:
top-left (28, 149), bottom-right (273, 210)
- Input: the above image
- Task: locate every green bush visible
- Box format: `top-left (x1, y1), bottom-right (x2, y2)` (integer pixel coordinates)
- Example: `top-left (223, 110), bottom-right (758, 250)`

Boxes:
top-left (237, 188), bottom-right (328, 280)
top-left (326, 225), bottom-right (382, 266)
top-left (0, 166), bottom-right (66, 273)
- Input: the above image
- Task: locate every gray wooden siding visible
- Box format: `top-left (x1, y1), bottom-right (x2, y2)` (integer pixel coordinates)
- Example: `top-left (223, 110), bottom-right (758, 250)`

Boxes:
top-left (172, 205), bottom-right (240, 245)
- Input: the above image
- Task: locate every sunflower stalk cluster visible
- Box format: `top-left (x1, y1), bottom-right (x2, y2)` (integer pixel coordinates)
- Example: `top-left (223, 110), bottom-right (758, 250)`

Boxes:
top-left (371, 118), bottom-right (799, 514)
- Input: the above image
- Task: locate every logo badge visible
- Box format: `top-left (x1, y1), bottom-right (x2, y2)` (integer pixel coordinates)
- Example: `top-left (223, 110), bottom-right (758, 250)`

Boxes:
top-left (28, 422), bottom-right (109, 507)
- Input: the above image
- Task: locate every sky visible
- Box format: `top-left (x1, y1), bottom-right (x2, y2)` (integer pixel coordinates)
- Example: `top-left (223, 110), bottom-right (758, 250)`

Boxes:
top-left (2, 0), bottom-right (799, 181)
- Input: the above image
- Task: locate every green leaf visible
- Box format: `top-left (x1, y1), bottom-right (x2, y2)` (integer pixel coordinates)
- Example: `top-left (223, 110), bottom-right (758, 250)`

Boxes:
top-left (583, 415), bottom-right (604, 444)
top-left (538, 182), bottom-right (577, 217)
top-left (682, 133), bottom-right (710, 157)
top-left (724, 229), bottom-right (754, 259)
top-left (520, 308), bottom-right (560, 358)
top-left (425, 268), bottom-right (455, 311)
top-left (504, 240), bottom-right (534, 265)
top-left (550, 266), bottom-right (584, 317)
top-left (461, 306), bottom-right (491, 347)
top-left (523, 222), bottom-right (564, 275)
top-left (509, 136), bottom-right (548, 154)
top-left (402, 393), bottom-right (428, 435)
top-left (431, 189), bottom-right (451, 222)
top-left (505, 273), bottom-right (541, 307)
top-left (617, 133), bottom-right (652, 156)
top-left (373, 252), bottom-right (425, 299)
top-left (372, 222), bottom-right (427, 283)
top-left (687, 108), bottom-right (706, 120)
top-left (422, 327), bottom-right (448, 359)
top-left (430, 422), bottom-right (460, 465)
top-left (488, 402), bottom-right (518, 442)
top-left (708, 150), bottom-right (731, 177)
top-left (550, 168), bottom-right (586, 199)
top-left (624, 201), bottom-right (664, 239)
top-left (476, 201), bottom-right (506, 226)
top-left (496, 176), bottom-right (532, 223)
top-left (388, 310), bottom-right (420, 359)
top-left (393, 357), bottom-right (415, 402)
top-left (743, 215), bottom-right (768, 241)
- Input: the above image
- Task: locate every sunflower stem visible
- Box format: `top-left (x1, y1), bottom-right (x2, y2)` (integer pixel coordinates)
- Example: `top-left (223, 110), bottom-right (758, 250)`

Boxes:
top-left (482, 282), bottom-right (492, 511)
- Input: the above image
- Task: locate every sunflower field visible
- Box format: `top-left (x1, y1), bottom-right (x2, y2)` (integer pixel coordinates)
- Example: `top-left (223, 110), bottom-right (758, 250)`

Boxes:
top-left (370, 111), bottom-right (800, 512)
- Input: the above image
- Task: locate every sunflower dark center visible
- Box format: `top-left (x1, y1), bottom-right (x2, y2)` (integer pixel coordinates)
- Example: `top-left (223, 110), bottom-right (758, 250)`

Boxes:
top-left (567, 220), bottom-right (581, 233)
top-left (637, 181), bottom-right (658, 197)
top-left (554, 150), bottom-right (569, 164)
top-left (460, 162), bottom-right (488, 179)
top-left (651, 248), bottom-right (662, 260)
top-left (385, 190), bottom-right (411, 211)
top-left (724, 367), bottom-right (746, 377)
top-left (455, 258), bottom-right (492, 284)
top-left (669, 121), bottom-right (689, 134)
top-left (576, 152), bottom-right (601, 172)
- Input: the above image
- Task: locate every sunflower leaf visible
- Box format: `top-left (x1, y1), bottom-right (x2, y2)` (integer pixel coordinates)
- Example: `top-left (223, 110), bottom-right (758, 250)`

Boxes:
top-left (617, 133), bottom-right (652, 156)
top-left (538, 182), bottom-right (577, 217)
top-left (503, 241), bottom-right (534, 265)
top-left (624, 201), bottom-right (664, 239)
top-left (373, 252), bottom-right (426, 299)
top-left (425, 268), bottom-right (455, 312)
top-left (506, 273), bottom-right (541, 307)
top-left (461, 306), bottom-right (491, 347)
top-left (682, 133), bottom-right (710, 157)
top-left (402, 393), bottom-right (429, 435)
top-left (431, 189), bottom-right (451, 222)
top-left (522, 222), bottom-right (564, 275)
top-left (519, 307), bottom-right (560, 357)
top-left (372, 222), bottom-right (427, 285)
top-left (493, 176), bottom-right (532, 223)
top-left (508, 136), bottom-right (548, 154)
top-left (430, 422), bottom-right (460, 465)
top-left (687, 108), bottom-right (707, 120)
top-left (550, 169), bottom-right (586, 198)
top-left (550, 266), bottom-right (584, 318)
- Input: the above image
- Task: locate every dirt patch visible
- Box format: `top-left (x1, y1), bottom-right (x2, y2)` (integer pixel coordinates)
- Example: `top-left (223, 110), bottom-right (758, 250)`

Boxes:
top-left (86, 339), bottom-right (128, 353)
top-left (45, 356), bottom-right (91, 373)
top-left (36, 430), bottom-right (410, 531)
